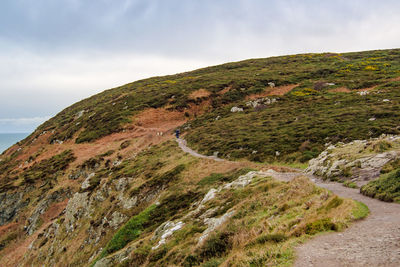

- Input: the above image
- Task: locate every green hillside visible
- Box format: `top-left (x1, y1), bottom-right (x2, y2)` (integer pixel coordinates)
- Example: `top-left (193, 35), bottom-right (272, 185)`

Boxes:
top-left (33, 49), bottom-right (400, 152)
top-left (0, 48), bottom-right (399, 267)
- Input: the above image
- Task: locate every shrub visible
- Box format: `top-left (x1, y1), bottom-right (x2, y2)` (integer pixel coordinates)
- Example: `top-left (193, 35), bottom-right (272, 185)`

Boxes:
top-left (360, 169), bottom-right (400, 203)
top-left (20, 150), bottom-right (76, 184)
top-left (372, 140), bottom-right (392, 152)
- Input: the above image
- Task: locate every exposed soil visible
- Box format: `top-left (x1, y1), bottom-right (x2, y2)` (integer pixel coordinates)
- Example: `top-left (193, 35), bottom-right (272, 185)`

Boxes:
top-left (247, 84), bottom-right (299, 99)
top-left (328, 87), bottom-right (351, 93)
top-left (189, 89), bottom-right (211, 99)
top-left (218, 86), bottom-right (232, 95)
top-left (0, 222), bottom-right (18, 237)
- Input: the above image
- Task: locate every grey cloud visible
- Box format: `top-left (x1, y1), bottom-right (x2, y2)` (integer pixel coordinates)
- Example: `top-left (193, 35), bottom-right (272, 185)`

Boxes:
top-left (0, 0), bottom-right (399, 132)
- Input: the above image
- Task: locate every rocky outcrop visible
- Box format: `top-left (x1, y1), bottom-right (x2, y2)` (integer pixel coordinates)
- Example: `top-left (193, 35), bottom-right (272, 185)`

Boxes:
top-left (64, 192), bottom-right (91, 233)
top-left (230, 107), bottom-right (244, 112)
top-left (26, 188), bottom-right (71, 235)
top-left (306, 135), bottom-right (400, 184)
top-left (0, 192), bottom-right (27, 225)
top-left (152, 221), bottom-right (184, 249)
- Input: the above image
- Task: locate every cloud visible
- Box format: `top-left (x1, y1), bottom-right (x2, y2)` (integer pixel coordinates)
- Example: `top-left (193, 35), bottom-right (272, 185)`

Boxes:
top-left (0, 116), bottom-right (51, 125)
top-left (0, 116), bottom-right (51, 133)
top-left (0, 0), bottom-right (399, 133)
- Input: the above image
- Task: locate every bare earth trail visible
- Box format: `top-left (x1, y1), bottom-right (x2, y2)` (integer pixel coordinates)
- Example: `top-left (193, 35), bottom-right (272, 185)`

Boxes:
top-left (177, 139), bottom-right (400, 267)
top-left (176, 138), bottom-right (224, 162)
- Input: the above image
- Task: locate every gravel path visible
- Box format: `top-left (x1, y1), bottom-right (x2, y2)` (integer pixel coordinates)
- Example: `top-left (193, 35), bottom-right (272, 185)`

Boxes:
top-left (177, 140), bottom-right (400, 267)
top-left (253, 171), bottom-right (400, 267)
top-left (176, 138), bottom-right (224, 161)
top-left (295, 179), bottom-right (400, 267)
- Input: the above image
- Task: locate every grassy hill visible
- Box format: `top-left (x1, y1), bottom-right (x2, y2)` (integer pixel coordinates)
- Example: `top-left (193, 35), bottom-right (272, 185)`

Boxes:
top-left (0, 48), bottom-right (398, 266)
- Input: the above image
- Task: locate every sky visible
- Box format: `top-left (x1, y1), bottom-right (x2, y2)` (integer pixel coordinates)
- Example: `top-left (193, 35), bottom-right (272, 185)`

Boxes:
top-left (0, 0), bottom-right (399, 133)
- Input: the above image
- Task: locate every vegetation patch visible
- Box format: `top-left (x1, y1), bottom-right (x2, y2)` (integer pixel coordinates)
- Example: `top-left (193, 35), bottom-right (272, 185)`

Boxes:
top-left (20, 150), bottom-right (76, 184)
top-left (93, 204), bottom-right (157, 265)
top-left (361, 169), bottom-right (400, 203)
top-left (352, 201), bottom-right (370, 220)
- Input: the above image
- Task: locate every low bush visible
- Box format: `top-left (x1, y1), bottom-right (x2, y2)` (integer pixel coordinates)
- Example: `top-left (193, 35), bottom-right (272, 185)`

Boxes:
top-left (360, 169), bottom-right (400, 203)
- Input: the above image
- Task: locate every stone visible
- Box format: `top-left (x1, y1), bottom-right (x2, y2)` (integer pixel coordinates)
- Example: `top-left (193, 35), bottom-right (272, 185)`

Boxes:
top-left (198, 210), bottom-right (235, 244)
top-left (201, 188), bottom-right (219, 204)
top-left (152, 221), bottom-right (184, 249)
top-left (0, 192), bottom-right (26, 226)
top-left (230, 107), bottom-right (244, 112)
top-left (109, 211), bottom-right (127, 229)
top-left (65, 192), bottom-right (90, 232)
top-left (81, 173), bottom-right (95, 190)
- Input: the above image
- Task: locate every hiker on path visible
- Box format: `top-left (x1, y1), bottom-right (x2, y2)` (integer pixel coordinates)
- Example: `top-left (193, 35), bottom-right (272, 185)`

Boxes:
top-left (175, 129), bottom-right (180, 139)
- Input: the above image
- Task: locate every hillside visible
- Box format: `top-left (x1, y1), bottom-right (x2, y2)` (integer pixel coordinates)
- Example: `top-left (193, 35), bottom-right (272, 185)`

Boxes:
top-left (0, 49), bottom-right (400, 266)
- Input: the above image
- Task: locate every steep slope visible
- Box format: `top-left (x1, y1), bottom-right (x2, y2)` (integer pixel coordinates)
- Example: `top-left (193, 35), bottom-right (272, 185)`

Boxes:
top-left (0, 49), bottom-right (399, 266)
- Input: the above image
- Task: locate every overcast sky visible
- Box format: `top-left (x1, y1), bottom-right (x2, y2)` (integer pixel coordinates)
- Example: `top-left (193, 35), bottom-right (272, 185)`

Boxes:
top-left (0, 0), bottom-right (399, 133)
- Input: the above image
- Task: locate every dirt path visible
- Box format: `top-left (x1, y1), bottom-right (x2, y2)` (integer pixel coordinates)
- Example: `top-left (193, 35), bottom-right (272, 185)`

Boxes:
top-left (267, 172), bottom-right (400, 267)
top-left (177, 140), bottom-right (400, 267)
top-left (176, 138), bottom-right (224, 161)
top-left (295, 179), bottom-right (400, 267)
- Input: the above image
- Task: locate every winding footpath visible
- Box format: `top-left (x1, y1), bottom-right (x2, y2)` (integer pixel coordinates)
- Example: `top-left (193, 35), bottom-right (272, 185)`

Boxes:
top-left (177, 138), bottom-right (400, 267)
top-left (176, 138), bottom-right (224, 162)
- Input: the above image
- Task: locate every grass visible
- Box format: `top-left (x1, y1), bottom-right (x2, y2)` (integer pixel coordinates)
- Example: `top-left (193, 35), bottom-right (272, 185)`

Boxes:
top-left (19, 150), bottom-right (76, 185)
top-left (360, 169), bottom-right (400, 203)
top-left (184, 79), bottom-right (400, 163)
top-left (3, 49), bottom-right (400, 266)
top-left (15, 49), bottom-right (399, 148)
top-left (343, 181), bottom-right (358, 189)
top-left (119, 174), bottom-right (359, 266)
top-left (92, 204), bottom-right (157, 265)
top-left (352, 201), bottom-right (370, 220)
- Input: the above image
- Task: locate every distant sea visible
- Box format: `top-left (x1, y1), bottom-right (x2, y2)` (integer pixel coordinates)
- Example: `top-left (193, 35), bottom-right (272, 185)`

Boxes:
top-left (0, 133), bottom-right (29, 154)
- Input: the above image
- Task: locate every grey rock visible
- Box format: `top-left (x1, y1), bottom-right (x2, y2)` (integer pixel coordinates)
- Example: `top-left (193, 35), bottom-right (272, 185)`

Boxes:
top-left (0, 192), bottom-right (27, 225)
